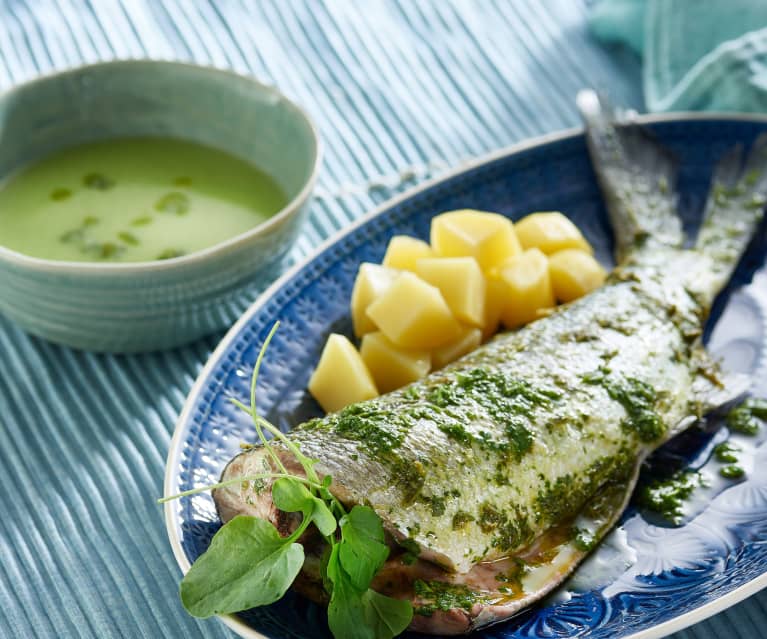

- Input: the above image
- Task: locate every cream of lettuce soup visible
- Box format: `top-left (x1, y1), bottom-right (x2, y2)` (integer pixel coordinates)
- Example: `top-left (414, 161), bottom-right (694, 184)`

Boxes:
top-left (0, 137), bottom-right (288, 262)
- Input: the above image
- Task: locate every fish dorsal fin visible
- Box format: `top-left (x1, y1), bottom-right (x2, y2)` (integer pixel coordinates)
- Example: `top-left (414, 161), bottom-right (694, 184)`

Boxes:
top-left (577, 90), bottom-right (684, 263)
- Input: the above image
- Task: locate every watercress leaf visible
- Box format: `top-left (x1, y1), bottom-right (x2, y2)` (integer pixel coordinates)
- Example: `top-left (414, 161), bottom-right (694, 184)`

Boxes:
top-left (361, 589), bottom-right (413, 639)
top-left (327, 546), bottom-right (370, 639)
top-left (339, 505), bottom-right (390, 591)
top-left (320, 475), bottom-right (335, 502)
top-left (272, 477), bottom-right (314, 514)
top-left (343, 505), bottom-right (385, 544)
top-left (325, 542), bottom-right (344, 589)
top-left (328, 579), bottom-right (369, 639)
top-left (327, 549), bottom-right (412, 639)
top-left (311, 498), bottom-right (337, 536)
top-left (271, 477), bottom-right (337, 536)
top-left (180, 515), bottom-right (303, 617)
top-left (320, 544), bottom-right (334, 596)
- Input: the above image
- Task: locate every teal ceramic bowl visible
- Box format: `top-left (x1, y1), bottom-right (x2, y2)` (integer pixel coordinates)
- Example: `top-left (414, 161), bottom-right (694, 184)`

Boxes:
top-left (0, 60), bottom-right (320, 352)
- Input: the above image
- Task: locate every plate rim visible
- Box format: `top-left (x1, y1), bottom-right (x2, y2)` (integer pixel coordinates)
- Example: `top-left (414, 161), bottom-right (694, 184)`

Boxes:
top-left (164, 110), bottom-right (767, 639)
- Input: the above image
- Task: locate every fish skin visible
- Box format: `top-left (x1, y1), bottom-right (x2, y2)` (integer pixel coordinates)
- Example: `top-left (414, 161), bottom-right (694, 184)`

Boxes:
top-left (212, 94), bottom-right (767, 633)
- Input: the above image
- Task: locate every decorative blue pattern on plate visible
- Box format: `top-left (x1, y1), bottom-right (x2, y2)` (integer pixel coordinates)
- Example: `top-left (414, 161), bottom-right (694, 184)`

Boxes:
top-left (165, 116), bottom-right (767, 639)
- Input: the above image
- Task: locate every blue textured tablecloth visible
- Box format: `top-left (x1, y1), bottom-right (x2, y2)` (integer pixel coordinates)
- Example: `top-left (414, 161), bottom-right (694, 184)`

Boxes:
top-left (0, 1), bottom-right (764, 638)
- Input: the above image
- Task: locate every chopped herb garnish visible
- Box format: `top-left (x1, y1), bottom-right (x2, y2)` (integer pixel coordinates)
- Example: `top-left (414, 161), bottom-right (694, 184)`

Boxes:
top-left (584, 370), bottom-right (665, 442)
top-left (572, 526), bottom-right (599, 551)
top-left (745, 168), bottom-right (760, 186)
top-left (81, 242), bottom-right (124, 260)
top-left (413, 580), bottom-right (487, 616)
top-left (713, 441), bottom-right (740, 464)
top-left (727, 400), bottom-right (763, 435)
top-left (50, 187), bottom-right (72, 201)
top-left (399, 537), bottom-right (420, 565)
top-left (156, 248), bottom-right (185, 260)
top-left (155, 191), bottom-right (190, 215)
top-left (746, 193), bottom-right (767, 210)
top-left (744, 397), bottom-right (767, 419)
top-left (118, 231), bottom-right (139, 246)
top-left (83, 172), bottom-right (114, 190)
top-left (60, 228), bottom-right (84, 244)
top-left (99, 242), bottom-right (119, 258)
top-left (451, 510), bottom-right (474, 530)
top-left (639, 470), bottom-right (704, 525)
top-left (720, 465), bottom-right (745, 480)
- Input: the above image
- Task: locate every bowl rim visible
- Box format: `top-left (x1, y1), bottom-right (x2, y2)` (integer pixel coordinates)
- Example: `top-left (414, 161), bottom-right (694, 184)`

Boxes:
top-left (165, 109), bottom-right (767, 639)
top-left (0, 59), bottom-right (322, 275)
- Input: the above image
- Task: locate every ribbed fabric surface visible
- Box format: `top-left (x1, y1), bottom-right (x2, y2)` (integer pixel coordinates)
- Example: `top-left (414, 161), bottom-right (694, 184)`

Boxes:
top-left (0, 1), bottom-right (762, 638)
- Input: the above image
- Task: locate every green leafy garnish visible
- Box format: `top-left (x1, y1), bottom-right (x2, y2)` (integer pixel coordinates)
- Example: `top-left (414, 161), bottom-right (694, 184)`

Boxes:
top-left (327, 542), bottom-right (412, 639)
top-left (272, 477), bottom-right (337, 536)
top-left (338, 506), bottom-right (390, 591)
top-left (161, 322), bottom-right (412, 638)
top-left (180, 515), bottom-right (304, 617)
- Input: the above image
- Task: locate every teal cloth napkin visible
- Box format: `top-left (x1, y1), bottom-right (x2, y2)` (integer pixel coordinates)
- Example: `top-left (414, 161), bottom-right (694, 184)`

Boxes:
top-left (590, 0), bottom-right (767, 112)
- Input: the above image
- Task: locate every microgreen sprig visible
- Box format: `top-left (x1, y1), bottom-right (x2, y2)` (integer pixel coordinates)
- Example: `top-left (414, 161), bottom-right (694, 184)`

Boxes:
top-left (162, 321), bottom-right (412, 638)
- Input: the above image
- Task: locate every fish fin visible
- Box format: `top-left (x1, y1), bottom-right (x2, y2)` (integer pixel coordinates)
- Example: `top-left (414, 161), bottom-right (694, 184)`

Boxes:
top-left (682, 344), bottom-right (750, 424)
top-left (692, 369), bottom-right (751, 416)
top-left (577, 90), bottom-right (684, 262)
top-left (695, 134), bottom-right (767, 293)
top-left (662, 371), bottom-right (748, 441)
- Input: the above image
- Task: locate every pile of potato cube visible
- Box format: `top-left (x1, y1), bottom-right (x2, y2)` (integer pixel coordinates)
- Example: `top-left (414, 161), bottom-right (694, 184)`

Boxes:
top-left (308, 210), bottom-right (606, 413)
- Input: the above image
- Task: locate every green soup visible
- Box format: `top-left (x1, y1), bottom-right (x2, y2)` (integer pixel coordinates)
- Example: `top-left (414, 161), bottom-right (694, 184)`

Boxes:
top-left (0, 137), bottom-right (288, 262)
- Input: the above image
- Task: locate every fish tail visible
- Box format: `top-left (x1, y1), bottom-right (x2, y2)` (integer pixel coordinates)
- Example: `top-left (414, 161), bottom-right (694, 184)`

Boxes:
top-left (577, 90), bottom-right (684, 263)
top-left (695, 134), bottom-right (767, 292)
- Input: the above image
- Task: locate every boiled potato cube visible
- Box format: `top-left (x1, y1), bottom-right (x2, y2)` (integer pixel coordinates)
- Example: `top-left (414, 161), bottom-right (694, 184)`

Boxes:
top-left (382, 235), bottom-right (432, 271)
top-left (350, 263), bottom-right (399, 337)
top-left (432, 326), bottom-right (482, 369)
top-left (366, 272), bottom-right (462, 349)
top-left (415, 256), bottom-right (485, 326)
top-left (482, 274), bottom-right (507, 340)
top-left (430, 209), bottom-right (521, 271)
top-left (515, 211), bottom-right (593, 255)
top-left (498, 248), bottom-right (555, 328)
top-left (308, 334), bottom-right (378, 413)
top-left (360, 332), bottom-right (431, 393)
top-left (549, 249), bottom-right (607, 303)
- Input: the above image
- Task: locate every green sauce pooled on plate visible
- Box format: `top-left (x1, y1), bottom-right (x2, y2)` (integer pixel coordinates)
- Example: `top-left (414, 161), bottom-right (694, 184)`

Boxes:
top-left (0, 137), bottom-right (287, 262)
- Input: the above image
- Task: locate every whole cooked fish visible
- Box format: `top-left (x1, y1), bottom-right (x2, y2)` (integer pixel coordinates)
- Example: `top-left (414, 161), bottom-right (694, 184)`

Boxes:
top-left (214, 93), bottom-right (767, 634)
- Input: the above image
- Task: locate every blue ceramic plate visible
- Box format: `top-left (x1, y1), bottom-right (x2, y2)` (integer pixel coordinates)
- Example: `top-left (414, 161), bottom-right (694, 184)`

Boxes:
top-left (164, 114), bottom-right (767, 639)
